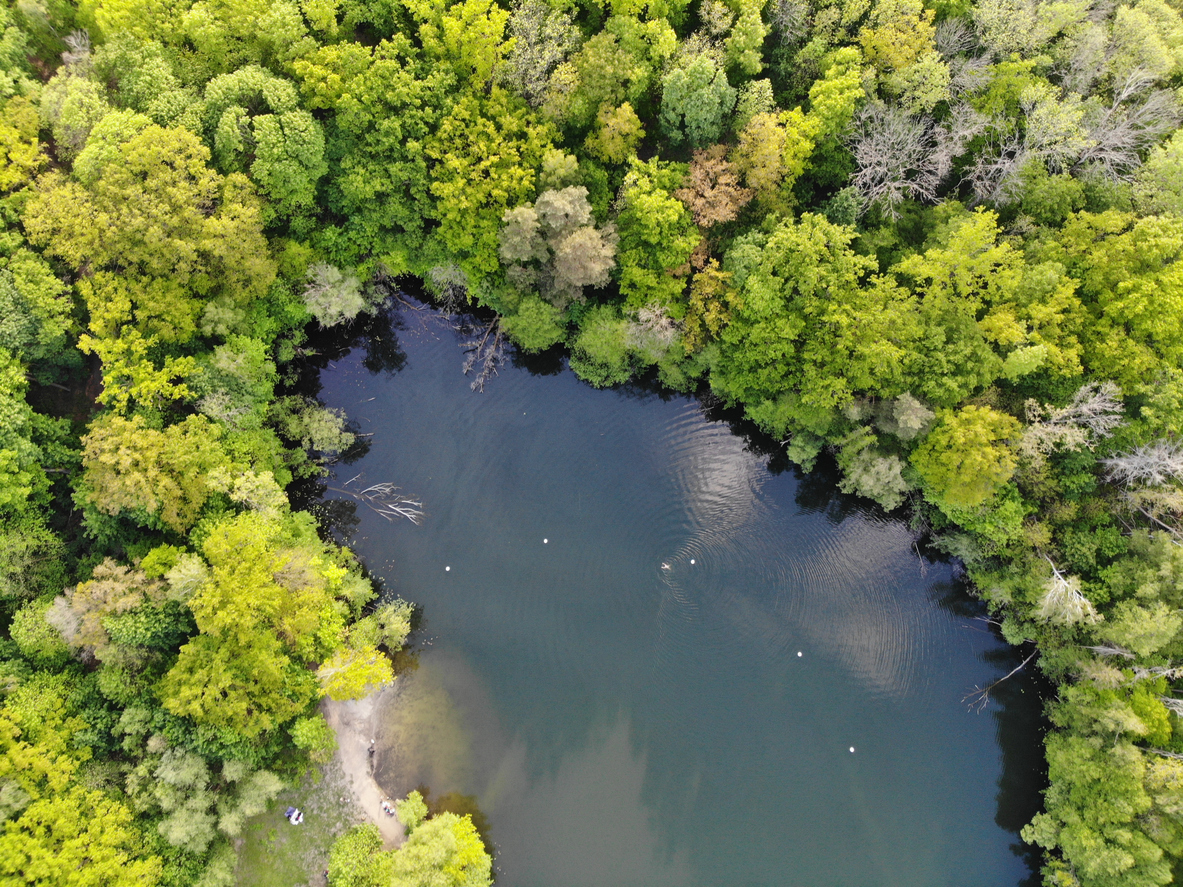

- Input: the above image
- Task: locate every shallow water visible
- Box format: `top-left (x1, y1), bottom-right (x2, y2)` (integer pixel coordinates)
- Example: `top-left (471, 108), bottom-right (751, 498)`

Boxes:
top-left (314, 309), bottom-right (1045, 887)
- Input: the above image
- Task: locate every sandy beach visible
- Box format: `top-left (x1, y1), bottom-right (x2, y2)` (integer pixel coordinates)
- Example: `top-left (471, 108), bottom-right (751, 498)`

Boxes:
top-left (321, 685), bottom-right (406, 848)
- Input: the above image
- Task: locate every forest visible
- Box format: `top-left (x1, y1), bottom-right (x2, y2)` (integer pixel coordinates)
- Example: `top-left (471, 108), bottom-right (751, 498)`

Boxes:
top-left (0, 0), bottom-right (1181, 881)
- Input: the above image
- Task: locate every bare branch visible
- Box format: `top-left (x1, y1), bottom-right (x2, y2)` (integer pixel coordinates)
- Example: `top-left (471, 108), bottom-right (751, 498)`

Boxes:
top-left (850, 104), bottom-right (956, 217)
top-left (1104, 440), bottom-right (1183, 487)
top-left (328, 482), bottom-right (425, 524)
top-left (1035, 556), bottom-right (1100, 625)
top-left (1144, 747), bottom-right (1183, 760)
top-left (1159, 697), bottom-right (1183, 717)
top-left (1085, 644), bottom-right (1136, 659)
top-left (461, 317), bottom-right (506, 393)
top-left (964, 649), bottom-right (1038, 712)
top-left (1076, 71), bottom-right (1182, 181)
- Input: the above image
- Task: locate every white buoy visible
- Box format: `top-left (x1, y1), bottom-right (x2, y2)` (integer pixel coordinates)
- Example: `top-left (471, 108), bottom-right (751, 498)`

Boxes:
top-left (543, 538), bottom-right (548, 543)
top-left (690, 559), bottom-right (695, 564)
top-left (849, 747), bottom-right (855, 753)
top-left (445, 566), bottom-right (451, 572)
top-left (797, 651), bottom-right (803, 657)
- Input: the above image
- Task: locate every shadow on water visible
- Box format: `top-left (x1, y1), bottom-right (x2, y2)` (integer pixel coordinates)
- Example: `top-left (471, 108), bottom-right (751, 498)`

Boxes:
top-left (990, 647), bottom-right (1052, 887)
top-left (927, 576), bottom-right (1050, 885)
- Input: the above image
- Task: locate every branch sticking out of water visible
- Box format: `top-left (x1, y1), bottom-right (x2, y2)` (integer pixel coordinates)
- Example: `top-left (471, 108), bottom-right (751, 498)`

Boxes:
top-left (328, 480), bottom-right (425, 524)
top-left (963, 649), bottom-right (1038, 713)
top-left (461, 318), bottom-right (505, 393)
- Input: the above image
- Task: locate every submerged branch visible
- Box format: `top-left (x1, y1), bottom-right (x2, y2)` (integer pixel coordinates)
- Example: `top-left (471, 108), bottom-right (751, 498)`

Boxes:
top-left (328, 481), bottom-right (425, 524)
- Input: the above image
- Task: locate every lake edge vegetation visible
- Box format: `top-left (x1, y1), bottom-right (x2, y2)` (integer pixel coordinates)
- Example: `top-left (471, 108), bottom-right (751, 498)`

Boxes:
top-left (1, 0), bottom-right (1183, 884)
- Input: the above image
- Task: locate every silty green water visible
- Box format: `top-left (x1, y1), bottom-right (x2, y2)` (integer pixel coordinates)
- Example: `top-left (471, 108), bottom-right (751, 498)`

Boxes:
top-left (313, 310), bottom-right (1045, 887)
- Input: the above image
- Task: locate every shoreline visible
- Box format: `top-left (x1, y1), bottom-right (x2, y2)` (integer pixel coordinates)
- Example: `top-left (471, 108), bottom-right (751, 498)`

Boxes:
top-left (321, 684), bottom-right (406, 849)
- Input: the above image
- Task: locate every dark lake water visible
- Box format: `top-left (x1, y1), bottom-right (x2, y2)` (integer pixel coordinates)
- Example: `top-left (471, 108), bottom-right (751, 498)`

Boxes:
top-left (310, 305), bottom-right (1046, 887)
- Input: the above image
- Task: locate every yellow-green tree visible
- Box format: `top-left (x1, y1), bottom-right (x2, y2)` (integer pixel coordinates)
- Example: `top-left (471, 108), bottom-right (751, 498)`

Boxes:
top-left (911, 406), bottom-right (1021, 509)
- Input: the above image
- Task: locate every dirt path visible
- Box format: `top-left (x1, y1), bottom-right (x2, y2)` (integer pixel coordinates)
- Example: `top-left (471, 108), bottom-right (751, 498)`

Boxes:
top-left (322, 686), bottom-right (405, 848)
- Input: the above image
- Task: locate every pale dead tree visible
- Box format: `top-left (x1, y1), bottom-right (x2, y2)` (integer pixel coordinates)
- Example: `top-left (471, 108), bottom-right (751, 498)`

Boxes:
top-left (1133, 664), bottom-right (1183, 681)
top-left (1020, 83), bottom-right (1093, 172)
top-left (935, 21), bottom-right (992, 96)
top-left (968, 81), bottom-right (1097, 204)
top-left (627, 305), bottom-right (680, 354)
top-left (850, 104), bottom-right (947, 217)
top-left (1076, 71), bottom-right (1182, 182)
top-left (965, 131), bottom-right (1030, 205)
top-left (1104, 441), bottom-right (1183, 488)
top-left (768, 0), bottom-right (809, 43)
top-left (698, 0), bottom-right (735, 37)
top-left (948, 54), bottom-right (992, 97)
top-left (461, 317), bottom-right (506, 392)
top-left (303, 263), bottom-right (367, 327)
top-left (329, 478), bottom-right (425, 524)
top-left (1020, 381), bottom-right (1125, 468)
top-left (1035, 556), bottom-right (1101, 625)
top-left (427, 264), bottom-right (469, 314)
top-left (935, 18), bottom-right (978, 57)
top-left (1086, 643), bottom-right (1136, 659)
top-left (1054, 21), bottom-right (1108, 96)
top-left (61, 30), bottom-right (92, 73)
top-left (852, 102), bottom-right (985, 216)
top-left (1078, 656), bottom-right (1124, 688)
top-left (963, 649), bottom-right (1038, 712)
top-left (1043, 381), bottom-right (1126, 441)
top-left (937, 101), bottom-right (989, 164)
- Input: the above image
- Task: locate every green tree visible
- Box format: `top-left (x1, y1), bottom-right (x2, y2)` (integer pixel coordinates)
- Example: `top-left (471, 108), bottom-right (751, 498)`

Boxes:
top-left (204, 65), bottom-right (327, 224)
top-left (25, 124), bottom-right (276, 336)
top-left (0, 349), bottom-right (47, 517)
top-left (0, 249), bottom-right (73, 365)
top-left (0, 788), bottom-right (163, 886)
top-left (402, 0), bottom-right (511, 88)
top-left (294, 38), bottom-right (454, 260)
top-left (328, 823), bottom-right (384, 887)
top-left (387, 811), bottom-right (492, 887)
top-left (910, 406), bottom-right (1020, 510)
top-left (659, 50), bottom-right (736, 148)
top-left (77, 414), bottom-right (229, 534)
top-left (712, 214), bottom-right (917, 438)
top-left (1023, 735), bottom-right (1172, 887)
top-left (614, 158), bottom-right (699, 314)
top-left (542, 17), bottom-right (675, 129)
top-left (425, 89), bottom-right (553, 277)
top-left (0, 97), bottom-right (45, 195)
top-left (584, 101), bottom-right (644, 164)
top-left (893, 208), bottom-right (1084, 405)
top-left (1044, 212), bottom-right (1183, 394)
top-left (158, 631), bottom-right (315, 738)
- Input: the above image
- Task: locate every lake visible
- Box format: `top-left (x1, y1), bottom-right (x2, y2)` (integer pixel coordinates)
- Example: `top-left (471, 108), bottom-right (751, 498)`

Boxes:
top-left (309, 303), bottom-right (1046, 887)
